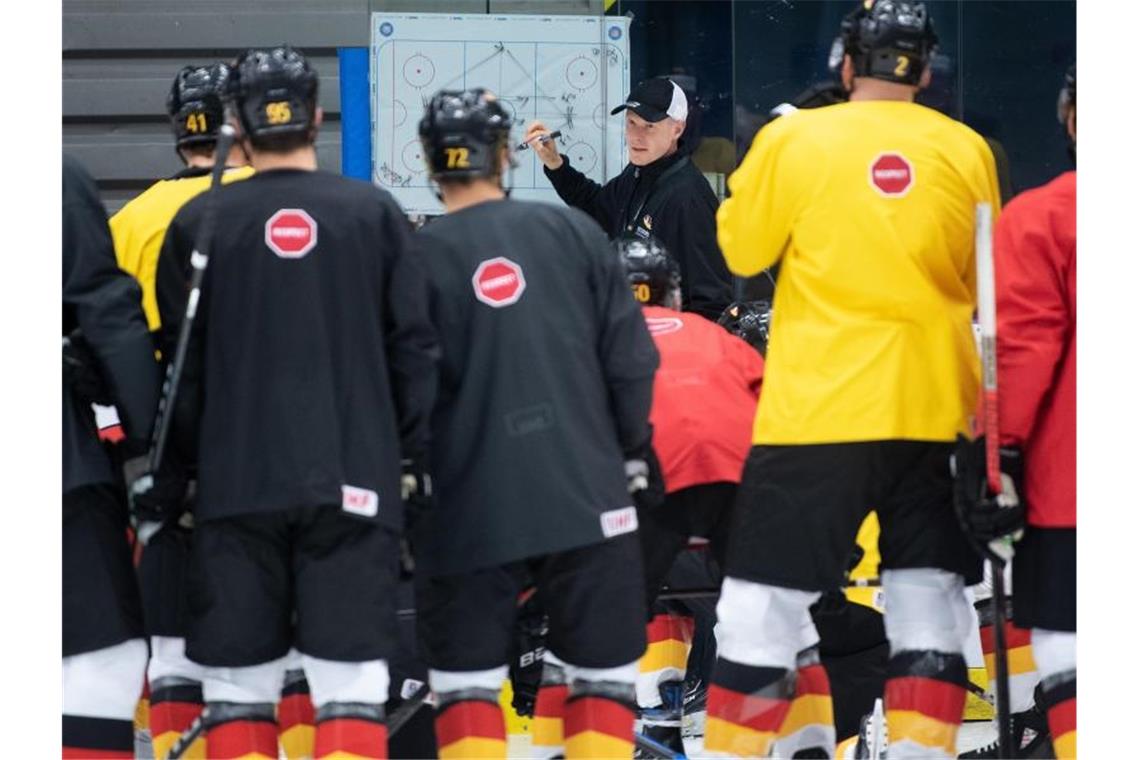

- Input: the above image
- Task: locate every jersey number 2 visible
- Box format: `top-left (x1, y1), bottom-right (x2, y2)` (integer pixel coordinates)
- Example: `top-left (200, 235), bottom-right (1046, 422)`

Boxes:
top-left (894, 56), bottom-right (910, 77)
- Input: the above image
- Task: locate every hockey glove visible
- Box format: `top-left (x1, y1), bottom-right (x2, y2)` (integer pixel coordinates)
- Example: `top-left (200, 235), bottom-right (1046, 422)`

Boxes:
top-left (951, 434), bottom-right (1026, 561)
top-left (63, 329), bottom-right (113, 407)
top-left (400, 457), bottom-right (434, 524)
top-left (124, 456), bottom-right (189, 543)
top-left (626, 446), bottom-right (665, 513)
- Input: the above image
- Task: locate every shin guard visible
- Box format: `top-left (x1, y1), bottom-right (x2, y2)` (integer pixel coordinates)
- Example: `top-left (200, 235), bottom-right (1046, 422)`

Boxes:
top-left (149, 676), bottom-right (206, 760)
top-left (532, 658), bottom-right (569, 759)
top-left (279, 669), bottom-right (316, 760)
top-left (313, 702), bottom-right (388, 760)
top-left (770, 646), bottom-right (836, 759)
top-left (563, 679), bottom-right (637, 759)
top-left (705, 661), bottom-right (796, 757)
top-left (883, 651), bottom-right (968, 760)
top-left (1038, 670), bottom-right (1076, 759)
top-left (204, 702), bottom-right (279, 760)
top-left (434, 689), bottom-right (507, 759)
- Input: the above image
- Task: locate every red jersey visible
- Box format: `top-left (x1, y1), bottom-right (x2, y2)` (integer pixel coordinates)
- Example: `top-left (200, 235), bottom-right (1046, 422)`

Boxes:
top-left (995, 171), bottom-right (1075, 527)
top-left (642, 306), bottom-right (764, 493)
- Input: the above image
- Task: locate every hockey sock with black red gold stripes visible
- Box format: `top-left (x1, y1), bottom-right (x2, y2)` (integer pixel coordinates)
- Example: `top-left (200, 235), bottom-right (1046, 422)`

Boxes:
top-left (705, 660), bottom-right (796, 757)
top-left (532, 660), bottom-right (569, 758)
top-left (278, 668), bottom-right (316, 760)
top-left (883, 651), bottom-right (968, 759)
top-left (770, 645), bottom-right (836, 758)
top-left (637, 611), bottom-right (694, 706)
top-left (979, 614), bottom-right (1040, 713)
top-left (149, 676), bottom-right (205, 759)
top-left (203, 702), bottom-right (279, 760)
top-left (1039, 670), bottom-right (1076, 759)
top-left (313, 702), bottom-right (388, 759)
top-left (563, 679), bottom-right (637, 759)
top-left (434, 689), bottom-right (507, 759)
top-left (62, 715), bottom-right (135, 759)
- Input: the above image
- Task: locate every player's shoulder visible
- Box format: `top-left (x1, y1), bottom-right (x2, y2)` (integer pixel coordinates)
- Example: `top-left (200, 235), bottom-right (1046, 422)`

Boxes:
top-left (1002, 170), bottom-right (1076, 221)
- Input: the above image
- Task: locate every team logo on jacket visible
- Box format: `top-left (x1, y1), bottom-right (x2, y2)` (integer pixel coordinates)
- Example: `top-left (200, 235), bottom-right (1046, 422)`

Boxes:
top-left (646, 316), bottom-right (684, 336)
top-left (869, 152), bottom-right (914, 197)
top-left (472, 257), bottom-right (527, 308)
top-left (341, 484), bottom-right (378, 518)
top-left (265, 209), bottom-right (318, 258)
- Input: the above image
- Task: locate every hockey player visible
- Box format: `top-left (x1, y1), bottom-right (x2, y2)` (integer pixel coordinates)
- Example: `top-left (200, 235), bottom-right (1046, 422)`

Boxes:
top-left (150, 46), bottom-right (439, 760)
top-left (708, 2), bottom-right (1001, 758)
top-left (411, 88), bottom-right (659, 760)
top-left (955, 65), bottom-right (1077, 760)
top-left (63, 155), bottom-right (161, 758)
top-left (108, 62), bottom-right (254, 760)
top-left (611, 237), bottom-right (763, 754)
top-left (112, 63), bottom-right (252, 330)
top-left (524, 78), bottom-right (732, 319)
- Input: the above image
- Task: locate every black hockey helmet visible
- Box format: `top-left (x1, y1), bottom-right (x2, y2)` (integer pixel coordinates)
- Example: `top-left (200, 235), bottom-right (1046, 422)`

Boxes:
top-left (836, 0), bottom-right (939, 86)
top-left (167, 63), bottom-right (231, 150)
top-left (419, 88), bottom-right (513, 180)
top-left (228, 46), bottom-right (319, 143)
top-left (614, 236), bottom-right (681, 308)
top-left (718, 300), bottom-right (772, 356)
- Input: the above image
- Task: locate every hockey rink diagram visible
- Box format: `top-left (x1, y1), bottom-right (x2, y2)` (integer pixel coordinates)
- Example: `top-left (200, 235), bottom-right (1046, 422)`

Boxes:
top-left (371, 13), bottom-right (630, 214)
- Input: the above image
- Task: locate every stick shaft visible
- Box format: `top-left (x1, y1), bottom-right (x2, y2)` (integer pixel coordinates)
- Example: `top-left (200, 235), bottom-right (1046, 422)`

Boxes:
top-left (975, 202), bottom-right (1003, 494)
top-left (147, 126), bottom-right (236, 473)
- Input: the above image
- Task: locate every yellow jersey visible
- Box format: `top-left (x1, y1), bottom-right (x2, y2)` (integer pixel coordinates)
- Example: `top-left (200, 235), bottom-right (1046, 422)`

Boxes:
top-left (718, 101), bottom-right (1001, 444)
top-left (110, 166), bottom-right (254, 330)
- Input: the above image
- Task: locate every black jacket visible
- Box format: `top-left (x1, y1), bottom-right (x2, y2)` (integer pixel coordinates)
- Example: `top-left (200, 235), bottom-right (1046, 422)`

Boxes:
top-left (544, 150), bottom-right (732, 319)
top-left (62, 156), bottom-right (161, 493)
top-left (156, 169), bottom-right (439, 527)
top-left (413, 198), bottom-right (659, 576)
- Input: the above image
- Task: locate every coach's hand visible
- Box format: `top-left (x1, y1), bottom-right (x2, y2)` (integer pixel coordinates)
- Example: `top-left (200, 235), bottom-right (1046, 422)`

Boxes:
top-left (523, 122), bottom-right (563, 170)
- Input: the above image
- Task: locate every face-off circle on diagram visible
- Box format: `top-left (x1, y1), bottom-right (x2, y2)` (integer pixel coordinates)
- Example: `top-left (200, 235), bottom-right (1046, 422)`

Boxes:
top-left (567, 142), bottom-right (597, 174)
top-left (402, 140), bottom-right (427, 174)
top-left (403, 54), bottom-right (435, 88)
top-left (392, 100), bottom-right (408, 127)
top-left (565, 56), bottom-right (598, 91)
top-left (593, 103), bottom-right (606, 129)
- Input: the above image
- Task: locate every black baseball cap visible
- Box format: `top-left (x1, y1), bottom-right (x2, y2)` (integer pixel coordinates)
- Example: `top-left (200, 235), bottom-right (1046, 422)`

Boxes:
top-left (611, 77), bottom-right (689, 123)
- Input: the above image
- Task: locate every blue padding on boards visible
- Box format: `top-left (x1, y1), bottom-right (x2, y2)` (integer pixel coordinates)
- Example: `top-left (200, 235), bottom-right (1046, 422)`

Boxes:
top-left (338, 47), bottom-right (371, 181)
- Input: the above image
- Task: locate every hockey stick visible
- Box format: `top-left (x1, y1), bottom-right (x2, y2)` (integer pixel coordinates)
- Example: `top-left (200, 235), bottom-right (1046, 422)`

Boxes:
top-left (165, 711), bottom-right (206, 759)
top-left (144, 124), bottom-right (237, 476)
top-left (975, 201), bottom-right (1013, 758)
top-left (129, 125), bottom-right (236, 545)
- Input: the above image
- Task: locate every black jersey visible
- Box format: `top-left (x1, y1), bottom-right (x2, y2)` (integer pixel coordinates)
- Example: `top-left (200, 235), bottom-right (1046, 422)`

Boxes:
top-left (156, 168), bottom-right (439, 528)
top-left (63, 156), bottom-right (161, 492)
top-left (412, 198), bottom-right (659, 576)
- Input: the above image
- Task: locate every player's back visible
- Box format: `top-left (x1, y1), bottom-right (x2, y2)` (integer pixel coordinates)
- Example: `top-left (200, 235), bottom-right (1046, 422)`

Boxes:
top-left (642, 305), bottom-right (761, 493)
top-left (414, 198), bottom-right (655, 574)
top-left (733, 101), bottom-right (1001, 444)
top-left (161, 168), bottom-right (421, 525)
top-left (110, 166), bottom-right (252, 329)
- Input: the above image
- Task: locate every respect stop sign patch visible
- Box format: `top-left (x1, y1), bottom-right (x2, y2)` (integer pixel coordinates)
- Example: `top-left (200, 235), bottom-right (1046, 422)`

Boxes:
top-left (869, 152), bottom-right (914, 197)
top-left (265, 209), bottom-right (318, 258)
top-left (472, 257), bottom-right (526, 308)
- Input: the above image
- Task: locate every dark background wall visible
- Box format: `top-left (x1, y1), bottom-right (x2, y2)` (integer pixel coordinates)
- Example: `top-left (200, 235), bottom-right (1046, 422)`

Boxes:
top-left (64, 0), bottom-right (1074, 212)
top-left (612, 0), bottom-right (1075, 195)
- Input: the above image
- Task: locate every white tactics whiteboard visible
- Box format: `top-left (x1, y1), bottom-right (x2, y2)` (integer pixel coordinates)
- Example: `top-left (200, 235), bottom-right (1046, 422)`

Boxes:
top-left (370, 12), bottom-right (631, 215)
